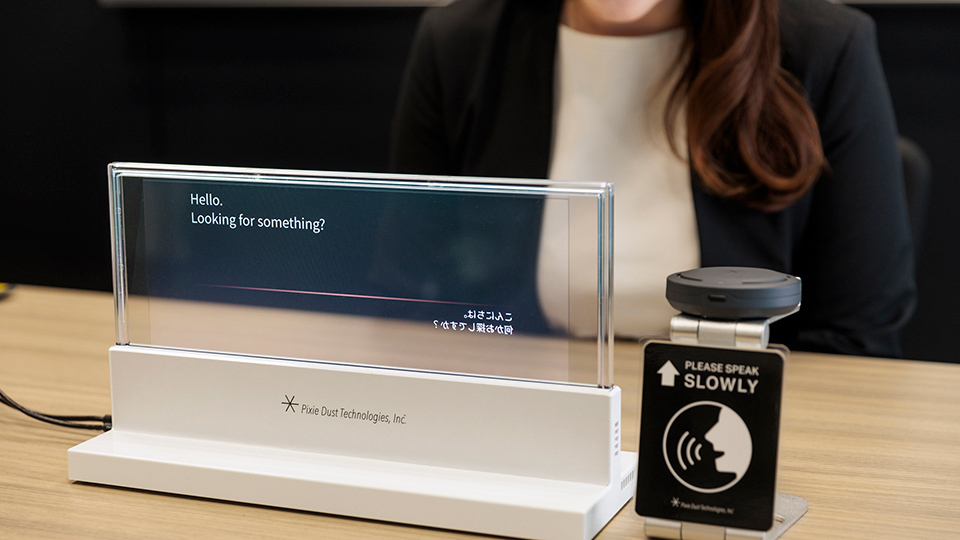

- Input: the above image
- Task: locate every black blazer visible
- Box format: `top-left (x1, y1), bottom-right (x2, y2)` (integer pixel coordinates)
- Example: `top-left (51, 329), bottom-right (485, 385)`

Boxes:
top-left (391, 0), bottom-right (916, 357)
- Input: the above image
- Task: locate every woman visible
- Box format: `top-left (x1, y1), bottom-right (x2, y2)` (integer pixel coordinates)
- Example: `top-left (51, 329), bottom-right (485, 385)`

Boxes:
top-left (390, 0), bottom-right (916, 357)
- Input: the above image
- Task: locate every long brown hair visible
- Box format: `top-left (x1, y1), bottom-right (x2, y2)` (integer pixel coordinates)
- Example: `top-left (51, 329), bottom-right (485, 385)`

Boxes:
top-left (666, 0), bottom-right (825, 211)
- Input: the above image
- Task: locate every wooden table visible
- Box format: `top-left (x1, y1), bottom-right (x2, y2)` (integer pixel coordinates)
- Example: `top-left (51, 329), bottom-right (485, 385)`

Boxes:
top-left (1, 285), bottom-right (959, 539)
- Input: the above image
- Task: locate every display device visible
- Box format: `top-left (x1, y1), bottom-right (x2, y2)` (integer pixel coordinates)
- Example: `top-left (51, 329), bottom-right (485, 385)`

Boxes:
top-left (69, 163), bottom-right (631, 540)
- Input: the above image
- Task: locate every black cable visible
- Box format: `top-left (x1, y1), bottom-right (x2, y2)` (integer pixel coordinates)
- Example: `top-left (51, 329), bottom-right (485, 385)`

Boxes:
top-left (0, 387), bottom-right (111, 431)
top-left (1, 285), bottom-right (110, 431)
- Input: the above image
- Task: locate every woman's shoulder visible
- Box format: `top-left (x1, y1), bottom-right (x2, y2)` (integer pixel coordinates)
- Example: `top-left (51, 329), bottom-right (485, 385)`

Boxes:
top-left (404, 0), bottom-right (516, 103)
top-left (418, 0), bottom-right (509, 45)
top-left (779, 0), bottom-right (881, 104)
top-left (780, 0), bottom-right (875, 38)
top-left (418, 0), bottom-right (561, 47)
top-left (410, 0), bottom-right (562, 103)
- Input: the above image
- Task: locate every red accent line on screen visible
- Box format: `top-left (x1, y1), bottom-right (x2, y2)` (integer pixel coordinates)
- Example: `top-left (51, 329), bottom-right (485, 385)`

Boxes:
top-left (206, 284), bottom-right (488, 306)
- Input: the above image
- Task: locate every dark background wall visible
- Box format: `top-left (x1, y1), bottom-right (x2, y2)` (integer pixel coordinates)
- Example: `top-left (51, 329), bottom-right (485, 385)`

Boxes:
top-left (864, 5), bottom-right (960, 363)
top-left (1, 2), bottom-right (421, 291)
top-left (1, 2), bottom-right (957, 362)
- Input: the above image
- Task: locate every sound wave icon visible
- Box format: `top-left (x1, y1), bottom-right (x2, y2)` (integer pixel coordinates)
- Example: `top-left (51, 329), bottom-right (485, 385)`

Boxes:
top-left (676, 431), bottom-right (703, 471)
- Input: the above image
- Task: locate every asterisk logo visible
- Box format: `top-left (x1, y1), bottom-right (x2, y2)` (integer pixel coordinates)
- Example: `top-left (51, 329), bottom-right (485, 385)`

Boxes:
top-left (671, 497), bottom-right (680, 508)
top-left (282, 395), bottom-right (298, 412)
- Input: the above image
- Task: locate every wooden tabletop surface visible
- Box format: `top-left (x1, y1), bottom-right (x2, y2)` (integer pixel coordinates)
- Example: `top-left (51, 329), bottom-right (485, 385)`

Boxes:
top-left (1, 285), bottom-right (959, 539)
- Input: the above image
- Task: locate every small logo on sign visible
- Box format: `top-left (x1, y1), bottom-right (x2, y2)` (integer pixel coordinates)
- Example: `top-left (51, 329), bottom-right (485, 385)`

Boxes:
top-left (663, 401), bottom-right (752, 494)
top-left (281, 395), bottom-right (299, 413)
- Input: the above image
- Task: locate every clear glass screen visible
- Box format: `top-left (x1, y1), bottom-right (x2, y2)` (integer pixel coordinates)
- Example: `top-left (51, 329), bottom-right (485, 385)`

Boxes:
top-left (112, 164), bottom-right (613, 386)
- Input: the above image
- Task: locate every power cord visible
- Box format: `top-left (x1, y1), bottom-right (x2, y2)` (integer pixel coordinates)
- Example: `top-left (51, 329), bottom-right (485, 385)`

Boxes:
top-left (1, 285), bottom-right (111, 431)
top-left (0, 387), bottom-right (111, 431)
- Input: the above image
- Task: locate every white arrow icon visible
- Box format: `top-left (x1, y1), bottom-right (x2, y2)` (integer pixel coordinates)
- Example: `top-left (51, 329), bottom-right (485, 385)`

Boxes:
top-left (658, 361), bottom-right (680, 387)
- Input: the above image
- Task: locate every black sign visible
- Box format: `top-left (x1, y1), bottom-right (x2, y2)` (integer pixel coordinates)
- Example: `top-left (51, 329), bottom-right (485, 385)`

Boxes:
top-left (635, 340), bottom-right (785, 531)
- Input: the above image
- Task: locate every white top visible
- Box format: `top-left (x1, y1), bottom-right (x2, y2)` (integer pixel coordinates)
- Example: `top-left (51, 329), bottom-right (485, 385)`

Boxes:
top-left (538, 24), bottom-right (700, 338)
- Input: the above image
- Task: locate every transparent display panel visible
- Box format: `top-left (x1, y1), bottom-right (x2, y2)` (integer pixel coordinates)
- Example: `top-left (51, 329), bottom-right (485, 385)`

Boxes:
top-left (111, 163), bottom-right (613, 387)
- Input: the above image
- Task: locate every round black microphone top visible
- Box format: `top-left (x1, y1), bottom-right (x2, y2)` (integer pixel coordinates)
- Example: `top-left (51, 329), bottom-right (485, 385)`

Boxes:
top-left (666, 267), bottom-right (801, 320)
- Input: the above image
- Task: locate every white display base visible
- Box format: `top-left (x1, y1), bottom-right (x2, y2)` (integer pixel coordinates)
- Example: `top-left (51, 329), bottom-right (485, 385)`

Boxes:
top-left (69, 346), bottom-right (637, 540)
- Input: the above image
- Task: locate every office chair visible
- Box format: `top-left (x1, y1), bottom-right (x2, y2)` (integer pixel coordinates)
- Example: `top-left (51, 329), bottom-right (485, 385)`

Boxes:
top-left (898, 136), bottom-right (932, 254)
